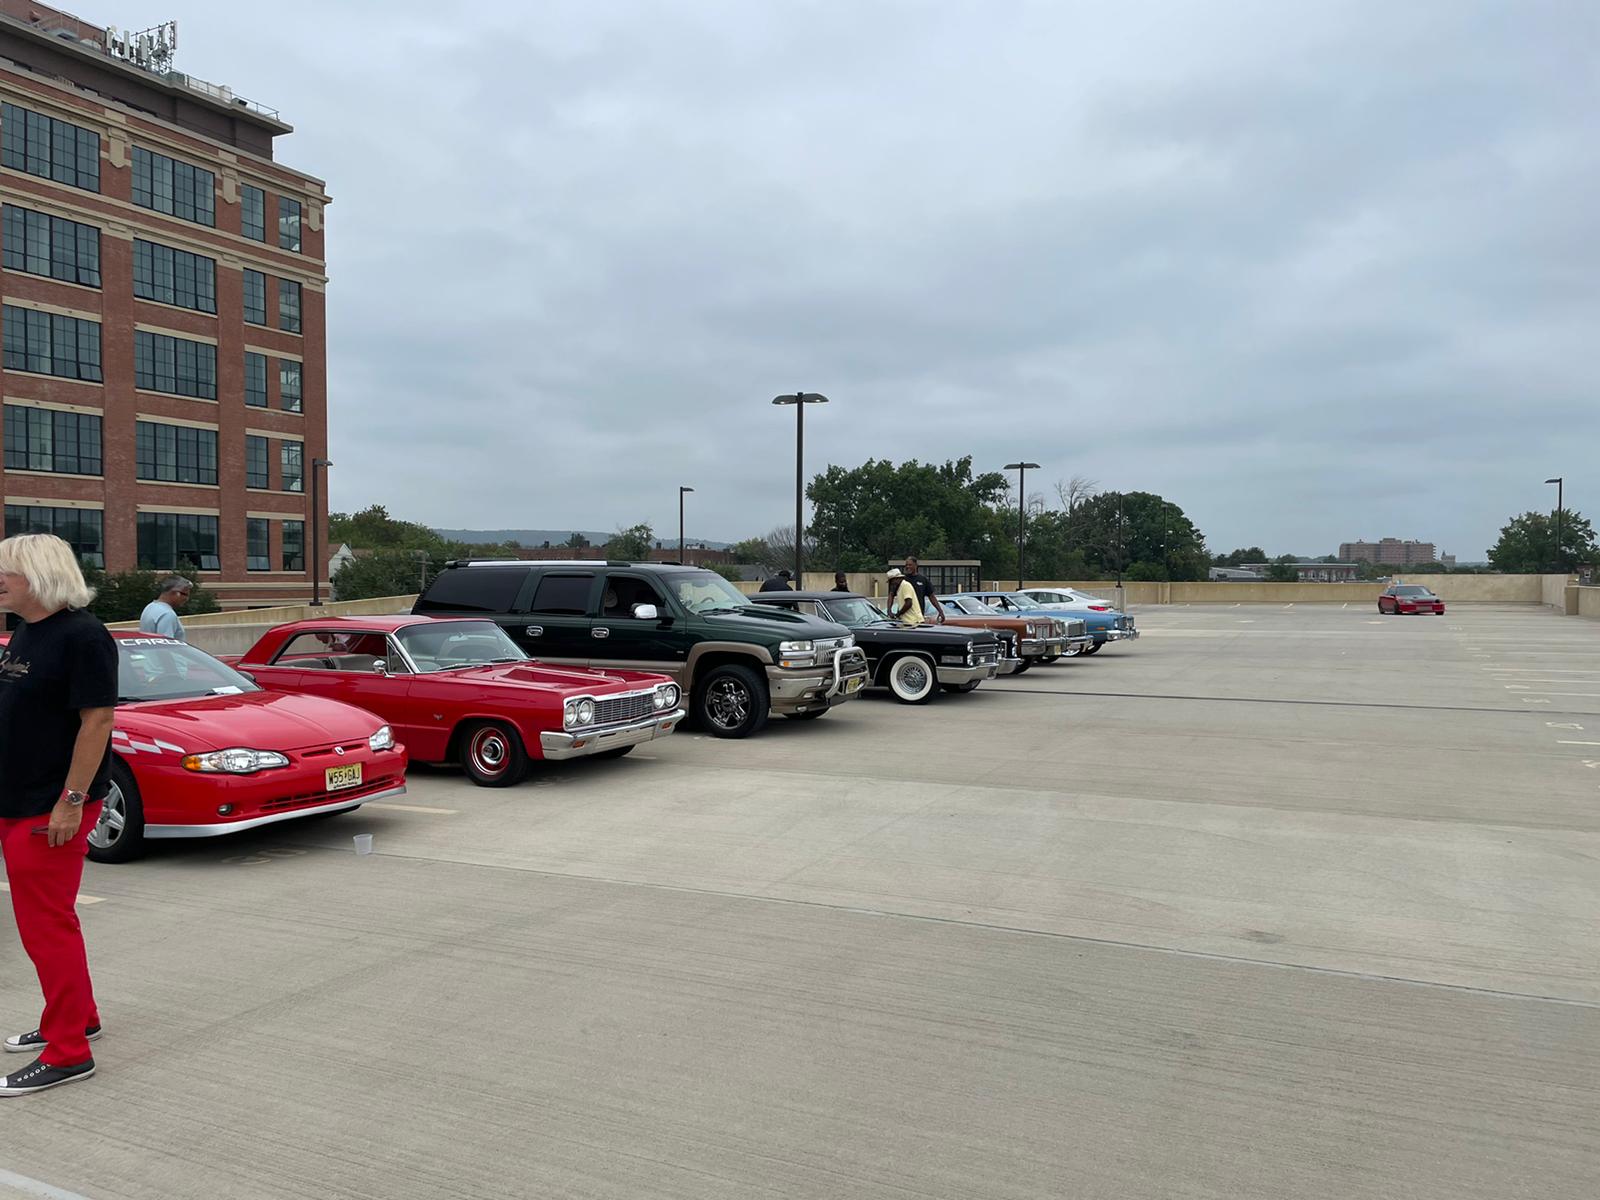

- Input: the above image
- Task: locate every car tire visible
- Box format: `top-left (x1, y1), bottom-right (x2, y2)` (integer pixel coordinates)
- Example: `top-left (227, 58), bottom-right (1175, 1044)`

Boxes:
top-left (1377, 603), bottom-right (1386, 613)
top-left (1061, 643), bottom-right (1083, 657)
top-left (594, 745), bottom-right (634, 759)
top-left (696, 663), bottom-right (770, 739)
top-left (885, 655), bottom-right (937, 704)
top-left (87, 760), bottom-right (145, 864)
top-left (461, 720), bottom-right (529, 787)
top-left (941, 681), bottom-right (981, 694)
top-left (1040, 654), bottom-right (1062, 665)
top-left (1013, 659), bottom-right (1033, 673)
top-left (1082, 643), bottom-right (1102, 655)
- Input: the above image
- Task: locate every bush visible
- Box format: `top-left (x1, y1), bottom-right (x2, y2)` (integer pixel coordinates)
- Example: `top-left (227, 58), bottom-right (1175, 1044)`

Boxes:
top-left (82, 566), bottom-right (221, 624)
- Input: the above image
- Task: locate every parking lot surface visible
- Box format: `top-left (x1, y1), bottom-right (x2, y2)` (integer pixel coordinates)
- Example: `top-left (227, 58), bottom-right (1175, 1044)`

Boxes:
top-left (2, 604), bottom-right (1596, 1199)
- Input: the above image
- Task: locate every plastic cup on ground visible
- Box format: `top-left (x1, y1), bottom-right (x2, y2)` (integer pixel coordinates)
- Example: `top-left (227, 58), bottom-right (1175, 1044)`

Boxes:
top-left (353, 834), bottom-right (374, 856)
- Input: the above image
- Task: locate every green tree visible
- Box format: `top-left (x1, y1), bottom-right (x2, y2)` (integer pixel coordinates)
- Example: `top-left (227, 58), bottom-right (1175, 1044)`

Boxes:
top-left (332, 550), bottom-right (441, 601)
top-left (607, 523), bottom-right (654, 560)
top-left (329, 504), bottom-right (449, 552)
top-left (708, 562), bottom-right (745, 582)
top-left (729, 537), bottom-right (776, 566)
top-left (82, 567), bottom-right (221, 623)
top-left (563, 532), bottom-right (591, 550)
top-left (1264, 562), bottom-right (1299, 582)
top-left (1213, 547), bottom-right (1266, 568)
top-left (807, 457), bottom-right (1011, 573)
top-left (1060, 492), bottom-right (1208, 581)
top-left (1488, 510), bottom-right (1597, 573)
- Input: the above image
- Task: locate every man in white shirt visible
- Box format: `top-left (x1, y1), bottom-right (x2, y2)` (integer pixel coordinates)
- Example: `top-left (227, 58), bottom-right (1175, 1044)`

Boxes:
top-left (138, 576), bottom-right (192, 642)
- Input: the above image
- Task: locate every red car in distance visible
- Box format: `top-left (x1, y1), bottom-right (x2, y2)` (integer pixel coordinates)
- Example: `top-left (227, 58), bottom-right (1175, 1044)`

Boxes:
top-left (0, 632), bottom-right (407, 864)
top-left (1378, 584), bottom-right (1446, 615)
top-left (232, 616), bottom-right (685, 787)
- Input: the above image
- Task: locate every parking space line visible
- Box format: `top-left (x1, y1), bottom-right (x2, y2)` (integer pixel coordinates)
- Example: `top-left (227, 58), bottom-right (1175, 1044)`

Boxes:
top-left (1557, 740), bottom-right (1600, 746)
top-left (366, 802), bottom-right (459, 815)
top-left (0, 881), bottom-right (104, 906)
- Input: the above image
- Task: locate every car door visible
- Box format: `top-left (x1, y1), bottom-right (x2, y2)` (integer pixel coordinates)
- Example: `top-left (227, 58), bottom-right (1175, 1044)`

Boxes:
top-left (512, 571), bottom-right (598, 666)
top-left (586, 571), bottom-right (686, 680)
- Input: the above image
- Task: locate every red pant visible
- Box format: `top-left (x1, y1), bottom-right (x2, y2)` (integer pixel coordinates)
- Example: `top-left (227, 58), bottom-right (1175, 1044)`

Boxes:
top-left (0, 803), bottom-right (101, 1066)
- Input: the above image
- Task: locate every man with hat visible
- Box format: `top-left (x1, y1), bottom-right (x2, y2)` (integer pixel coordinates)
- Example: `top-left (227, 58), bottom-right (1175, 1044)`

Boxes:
top-left (885, 568), bottom-right (924, 626)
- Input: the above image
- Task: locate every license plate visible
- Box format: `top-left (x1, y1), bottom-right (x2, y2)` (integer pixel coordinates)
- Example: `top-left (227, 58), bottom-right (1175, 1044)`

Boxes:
top-left (325, 764), bottom-right (363, 791)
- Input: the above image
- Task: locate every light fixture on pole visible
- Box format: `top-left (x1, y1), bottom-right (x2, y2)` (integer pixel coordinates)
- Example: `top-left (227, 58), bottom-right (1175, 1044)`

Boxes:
top-left (1546, 477), bottom-right (1564, 573)
top-left (309, 457), bottom-right (333, 606)
top-left (771, 392), bottom-right (828, 584)
top-left (679, 486), bottom-right (694, 563)
top-left (1004, 462), bottom-right (1040, 589)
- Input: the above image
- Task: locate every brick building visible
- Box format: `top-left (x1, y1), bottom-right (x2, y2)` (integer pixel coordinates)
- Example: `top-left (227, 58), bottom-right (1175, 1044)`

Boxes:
top-left (1338, 538), bottom-right (1438, 566)
top-left (1, 2), bottom-right (328, 608)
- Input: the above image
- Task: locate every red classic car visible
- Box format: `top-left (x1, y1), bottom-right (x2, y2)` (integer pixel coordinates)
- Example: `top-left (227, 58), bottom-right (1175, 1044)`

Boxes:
top-left (232, 616), bottom-right (686, 786)
top-left (0, 632), bottom-right (407, 863)
top-left (1378, 584), bottom-right (1446, 615)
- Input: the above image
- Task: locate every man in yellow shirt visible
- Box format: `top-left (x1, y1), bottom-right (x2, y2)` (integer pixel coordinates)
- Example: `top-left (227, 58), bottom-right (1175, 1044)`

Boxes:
top-left (886, 568), bottom-right (924, 626)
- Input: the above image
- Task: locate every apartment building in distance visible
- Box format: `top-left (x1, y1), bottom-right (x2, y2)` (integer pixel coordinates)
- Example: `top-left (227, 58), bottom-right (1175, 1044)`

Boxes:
top-left (1338, 538), bottom-right (1438, 566)
top-left (1, 2), bottom-right (328, 608)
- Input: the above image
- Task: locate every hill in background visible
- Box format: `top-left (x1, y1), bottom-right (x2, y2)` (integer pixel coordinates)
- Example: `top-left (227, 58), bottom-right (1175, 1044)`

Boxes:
top-left (435, 528), bottom-right (733, 550)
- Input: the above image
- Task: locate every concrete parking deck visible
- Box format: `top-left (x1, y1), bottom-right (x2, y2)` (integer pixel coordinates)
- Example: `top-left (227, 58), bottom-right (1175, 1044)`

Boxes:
top-left (2, 605), bottom-right (1595, 1198)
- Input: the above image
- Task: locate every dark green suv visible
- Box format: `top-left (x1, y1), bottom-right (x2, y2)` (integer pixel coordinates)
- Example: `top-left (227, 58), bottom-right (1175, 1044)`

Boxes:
top-left (414, 561), bottom-right (870, 737)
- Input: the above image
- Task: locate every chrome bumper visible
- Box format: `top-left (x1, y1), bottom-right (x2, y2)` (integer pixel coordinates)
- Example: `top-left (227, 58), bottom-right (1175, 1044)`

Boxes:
top-left (144, 784), bottom-right (408, 838)
top-left (936, 661), bottom-right (999, 685)
top-left (1021, 637), bottom-right (1067, 657)
top-left (767, 647), bottom-right (869, 713)
top-left (1096, 626), bottom-right (1139, 642)
top-left (540, 709), bottom-right (685, 760)
top-left (997, 655), bottom-right (1026, 675)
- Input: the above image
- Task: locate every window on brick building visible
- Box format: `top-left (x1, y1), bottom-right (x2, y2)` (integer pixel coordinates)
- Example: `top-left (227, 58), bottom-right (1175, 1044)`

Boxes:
top-left (3, 405), bottom-right (102, 475)
top-left (278, 279), bottom-right (301, 333)
top-left (278, 196), bottom-right (301, 251)
top-left (243, 269), bottom-right (267, 325)
top-left (280, 360), bottom-right (302, 412)
top-left (245, 435), bottom-right (270, 489)
top-left (2, 204), bottom-right (100, 286)
top-left (1, 102), bottom-right (99, 191)
top-left (241, 183), bottom-right (266, 241)
top-left (131, 146), bottom-right (215, 226)
top-left (137, 512), bottom-right (220, 571)
top-left (281, 441), bottom-right (303, 492)
top-left (136, 420), bottom-right (218, 486)
top-left (5, 504), bottom-right (104, 567)
top-left (1, 305), bottom-right (102, 381)
top-left (133, 239), bottom-right (217, 313)
top-left (134, 331), bottom-right (217, 399)
top-left (245, 352), bottom-right (268, 407)
top-left (246, 518), bottom-right (271, 571)
top-left (282, 520), bottom-right (304, 572)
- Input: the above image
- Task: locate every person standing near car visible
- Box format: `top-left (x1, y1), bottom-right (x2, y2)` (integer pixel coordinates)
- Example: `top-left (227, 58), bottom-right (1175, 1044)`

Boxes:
top-left (902, 557), bottom-right (944, 624)
top-left (0, 534), bottom-right (116, 1096)
top-left (831, 571), bottom-right (850, 593)
top-left (886, 568), bottom-right (924, 627)
top-left (759, 569), bottom-right (794, 592)
top-left (139, 576), bottom-right (192, 642)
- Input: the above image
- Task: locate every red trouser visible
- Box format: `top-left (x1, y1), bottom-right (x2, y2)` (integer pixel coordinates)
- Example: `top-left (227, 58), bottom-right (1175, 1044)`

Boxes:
top-left (0, 802), bottom-right (102, 1067)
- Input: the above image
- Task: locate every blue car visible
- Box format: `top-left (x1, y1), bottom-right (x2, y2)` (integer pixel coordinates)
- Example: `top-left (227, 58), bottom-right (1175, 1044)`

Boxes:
top-left (960, 590), bottom-right (1138, 655)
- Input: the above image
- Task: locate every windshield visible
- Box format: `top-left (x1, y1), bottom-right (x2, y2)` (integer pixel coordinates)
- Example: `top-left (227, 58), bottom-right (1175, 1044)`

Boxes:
top-left (118, 638), bottom-right (260, 702)
top-left (1394, 586), bottom-right (1434, 597)
top-left (820, 596), bottom-right (892, 627)
top-left (670, 570), bottom-right (753, 614)
top-left (944, 596), bottom-right (999, 616)
top-left (396, 621), bottom-right (528, 673)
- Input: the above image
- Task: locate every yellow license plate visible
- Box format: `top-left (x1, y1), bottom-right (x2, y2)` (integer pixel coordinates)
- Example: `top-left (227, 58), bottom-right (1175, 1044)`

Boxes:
top-left (325, 764), bottom-right (363, 791)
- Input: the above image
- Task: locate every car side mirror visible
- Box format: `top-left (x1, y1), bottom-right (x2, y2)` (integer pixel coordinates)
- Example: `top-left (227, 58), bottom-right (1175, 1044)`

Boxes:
top-left (373, 659), bottom-right (390, 676)
top-left (632, 603), bottom-right (659, 621)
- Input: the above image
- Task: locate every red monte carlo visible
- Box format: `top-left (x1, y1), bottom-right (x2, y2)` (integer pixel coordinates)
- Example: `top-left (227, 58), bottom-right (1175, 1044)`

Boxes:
top-left (0, 632), bottom-right (411, 864)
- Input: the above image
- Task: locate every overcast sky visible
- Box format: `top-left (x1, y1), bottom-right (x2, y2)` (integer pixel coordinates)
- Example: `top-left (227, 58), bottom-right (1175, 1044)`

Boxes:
top-left (167, 0), bottom-right (1594, 558)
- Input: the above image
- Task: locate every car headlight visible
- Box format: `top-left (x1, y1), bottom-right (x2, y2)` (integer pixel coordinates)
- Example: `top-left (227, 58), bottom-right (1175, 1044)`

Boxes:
top-left (182, 748), bottom-right (290, 774)
top-left (369, 725), bottom-right (394, 752)
top-left (577, 699), bottom-right (596, 726)
top-left (654, 684), bottom-right (680, 710)
top-left (778, 638), bottom-right (818, 668)
top-left (779, 640), bottom-right (814, 654)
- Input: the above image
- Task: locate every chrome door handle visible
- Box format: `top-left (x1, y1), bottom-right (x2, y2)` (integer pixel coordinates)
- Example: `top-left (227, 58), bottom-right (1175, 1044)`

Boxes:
top-left (524, 625), bottom-right (543, 637)
top-left (591, 627), bottom-right (610, 639)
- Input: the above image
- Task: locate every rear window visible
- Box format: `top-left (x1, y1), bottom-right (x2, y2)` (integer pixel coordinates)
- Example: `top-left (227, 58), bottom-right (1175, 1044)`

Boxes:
top-left (528, 574), bottom-right (594, 615)
top-left (416, 568), bottom-right (525, 613)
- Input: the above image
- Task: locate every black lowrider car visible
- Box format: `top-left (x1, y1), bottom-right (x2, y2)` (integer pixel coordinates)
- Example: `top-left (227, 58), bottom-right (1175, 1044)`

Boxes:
top-left (752, 591), bottom-right (1004, 704)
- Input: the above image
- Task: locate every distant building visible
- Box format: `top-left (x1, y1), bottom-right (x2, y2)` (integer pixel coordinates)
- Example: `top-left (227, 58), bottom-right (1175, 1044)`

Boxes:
top-left (1339, 538), bottom-right (1438, 566)
top-left (1209, 567), bottom-right (1263, 581)
top-left (1241, 562), bottom-right (1360, 582)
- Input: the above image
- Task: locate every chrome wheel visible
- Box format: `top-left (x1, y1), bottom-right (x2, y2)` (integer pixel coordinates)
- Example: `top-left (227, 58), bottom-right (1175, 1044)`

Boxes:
top-left (888, 656), bottom-right (936, 704)
top-left (469, 728), bottom-right (509, 778)
top-left (89, 782), bottom-right (126, 850)
top-left (708, 679), bottom-right (752, 730)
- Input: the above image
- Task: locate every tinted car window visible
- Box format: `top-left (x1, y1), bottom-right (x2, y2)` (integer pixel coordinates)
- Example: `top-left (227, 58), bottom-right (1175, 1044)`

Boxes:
top-left (529, 574), bottom-right (594, 615)
top-left (118, 637), bottom-right (258, 701)
top-left (417, 568), bottom-right (525, 613)
top-left (601, 575), bottom-right (666, 617)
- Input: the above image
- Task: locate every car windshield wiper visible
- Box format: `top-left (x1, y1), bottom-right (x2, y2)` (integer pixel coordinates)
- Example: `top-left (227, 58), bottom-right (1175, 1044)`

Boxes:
top-left (699, 605), bottom-right (746, 614)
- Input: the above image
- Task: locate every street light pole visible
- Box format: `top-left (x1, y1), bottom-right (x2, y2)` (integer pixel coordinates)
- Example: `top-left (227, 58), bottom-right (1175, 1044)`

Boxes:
top-left (678, 486), bottom-right (694, 563)
top-left (1004, 461), bottom-right (1040, 589)
top-left (772, 392), bottom-right (828, 584)
top-left (1116, 492), bottom-right (1125, 588)
top-left (309, 457), bottom-right (332, 606)
top-left (1546, 477), bottom-right (1564, 572)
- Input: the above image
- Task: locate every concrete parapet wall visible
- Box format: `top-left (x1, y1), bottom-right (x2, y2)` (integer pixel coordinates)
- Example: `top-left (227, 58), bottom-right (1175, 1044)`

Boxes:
top-left (992, 576), bottom-right (1569, 606)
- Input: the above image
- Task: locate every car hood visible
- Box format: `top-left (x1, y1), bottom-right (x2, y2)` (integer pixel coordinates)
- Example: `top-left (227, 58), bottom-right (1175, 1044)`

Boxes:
top-left (442, 662), bottom-right (671, 695)
top-left (115, 690), bottom-right (384, 754)
top-left (851, 624), bottom-right (995, 647)
top-left (698, 606), bottom-right (853, 640)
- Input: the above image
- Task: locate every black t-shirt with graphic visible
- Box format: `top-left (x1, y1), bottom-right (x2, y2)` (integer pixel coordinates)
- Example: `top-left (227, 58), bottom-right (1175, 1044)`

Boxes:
top-left (905, 572), bottom-right (939, 617)
top-left (0, 608), bottom-right (117, 818)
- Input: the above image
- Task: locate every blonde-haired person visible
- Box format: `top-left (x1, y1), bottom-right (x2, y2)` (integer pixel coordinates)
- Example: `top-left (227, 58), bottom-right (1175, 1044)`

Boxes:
top-left (0, 533), bottom-right (116, 1096)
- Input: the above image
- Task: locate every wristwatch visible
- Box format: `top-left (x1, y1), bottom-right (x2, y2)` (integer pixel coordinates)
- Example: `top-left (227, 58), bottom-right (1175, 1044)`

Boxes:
top-left (64, 790), bottom-right (87, 807)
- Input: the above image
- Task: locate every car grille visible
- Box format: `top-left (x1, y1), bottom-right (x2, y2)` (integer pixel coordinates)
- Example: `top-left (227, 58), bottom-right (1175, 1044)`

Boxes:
top-left (974, 645), bottom-right (998, 666)
top-left (1117, 616), bottom-right (1134, 630)
top-left (593, 691), bottom-right (656, 726)
top-left (260, 772), bottom-right (404, 811)
top-left (1065, 619), bottom-right (1086, 638)
top-left (814, 636), bottom-right (855, 654)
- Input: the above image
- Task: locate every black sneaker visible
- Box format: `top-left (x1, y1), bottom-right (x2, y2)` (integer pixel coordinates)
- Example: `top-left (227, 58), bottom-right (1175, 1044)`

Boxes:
top-left (4, 1025), bottom-right (101, 1054)
top-left (0, 1056), bottom-right (95, 1096)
